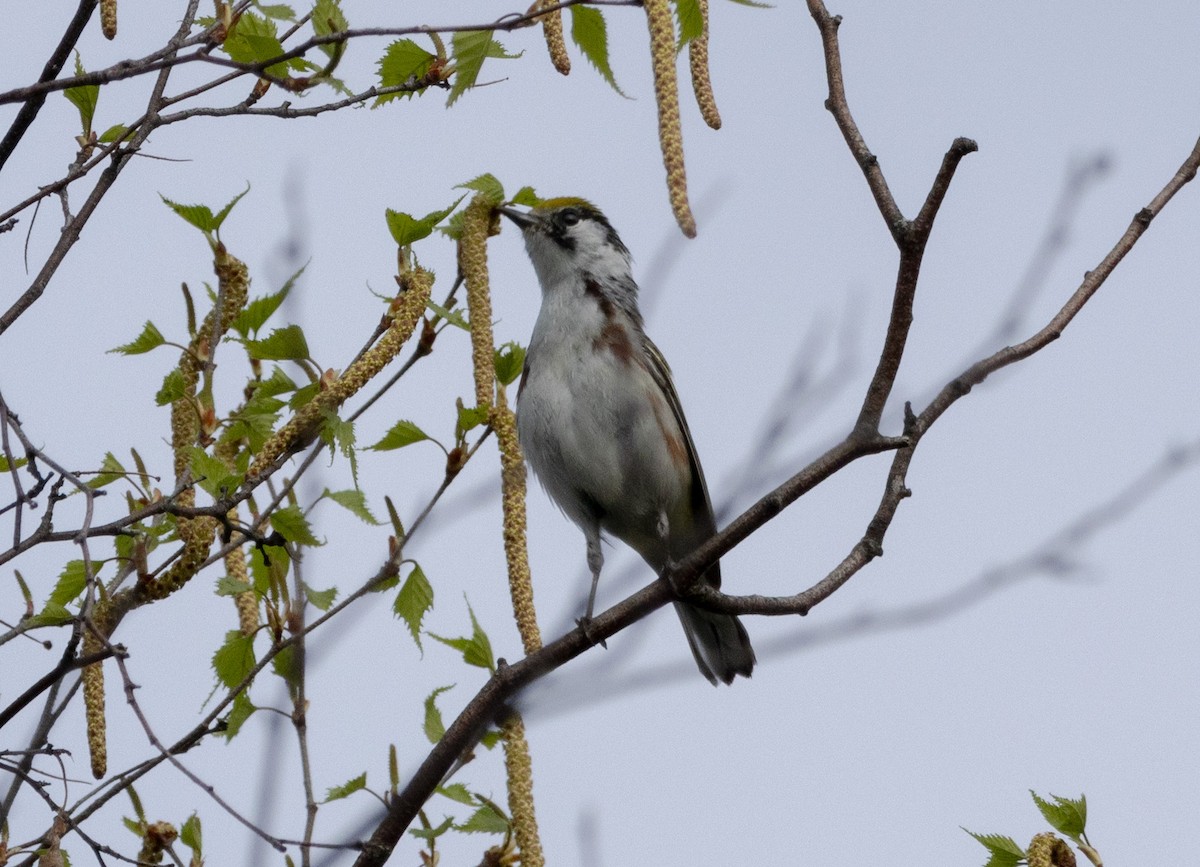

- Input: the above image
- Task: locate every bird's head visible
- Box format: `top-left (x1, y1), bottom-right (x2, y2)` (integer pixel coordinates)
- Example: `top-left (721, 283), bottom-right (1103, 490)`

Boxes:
top-left (500, 198), bottom-right (633, 291)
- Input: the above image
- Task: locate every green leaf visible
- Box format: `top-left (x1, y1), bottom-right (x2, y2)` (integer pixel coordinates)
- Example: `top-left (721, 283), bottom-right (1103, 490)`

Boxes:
top-left (122, 817), bottom-right (144, 838)
top-left (723, 0), bottom-right (773, 7)
top-left (510, 186), bottom-right (541, 207)
top-left (324, 488), bottom-right (381, 525)
top-left (212, 630), bottom-right (257, 689)
top-left (179, 813), bottom-right (202, 854)
top-left (234, 267), bottom-right (301, 337)
top-left (109, 321), bottom-right (166, 355)
top-left (436, 783), bottom-right (475, 806)
top-left (256, 3), bottom-right (297, 20)
top-left (0, 454), bottom-right (28, 471)
top-left (256, 365), bottom-right (300, 397)
top-left (479, 728), bottom-right (502, 750)
top-left (87, 452), bottom-right (126, 489)
top-left (312, 0), bottom-right (349, 58)
top-left (222, 692), bottom-right (257, 740)
top-left (456, 803), bottom-right (509, 835)
top-left (426, 300), bottom-right (469, 331)
top-left (568, 6), bottom-right (627, 96)
top-left (244, 325), bottom-right (311, 361)
top-left (494, 341), bottom-right (526, 386)
top-left (409, 815), bottom-right (454, 841)
top-left (28, 602), bottom-right (74, 627)
top-left (222, 12), bottom-right (294, 75)
top-left (323, 772), bottom-right (366, 802)
top-left (448, 31), bottom-right (519, 107)
top-left (64, 52), bottom-right (98, 136)
top-left (371, 419), bottom-right (429, 451)
top-left (212, 184), bottom-right (251, 233)
top-left (271, 505), bottom-right (322, 546)
top-left (320, 410), bottom-right (359, 486)
top-left (160, 193), bottom-right (220, 234)
top-left (49, 560), bottom-right (89, 607)
top-left (394, 563), bottom-right (433, 649)
top-left (456, 173), bottom-right (505, 205)
top-left (216, 574), bottom-right (254, 596)
top-left (1030, 791), bottom-right (1086, 840)
top-left (190, 447), bottom-right (241, 498)
top-left (98, 123), bottom-right (128, 143)
top-left (429, 600), bottom-right (494, 671)
top-left (673, 0), bottom-right (703, 46)
top-left (456, 403), bottom-right (489, 435)
top-left (385, 197), bottom-right (464, 246)
top-left (373, 38), bottom-right (436, 106)
top-left (155, 369), bottom-right (186, 406)
top-left (962, 829), bottom-right (1026, 867)
top-left (304, 582), bottom-right (338, 611)
top-left (422, 685), bottom-right (454, 744)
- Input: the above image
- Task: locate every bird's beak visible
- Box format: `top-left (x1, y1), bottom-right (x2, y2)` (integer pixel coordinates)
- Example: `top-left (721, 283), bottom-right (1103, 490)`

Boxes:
top-left (498, 205), bottom-right (536, 231)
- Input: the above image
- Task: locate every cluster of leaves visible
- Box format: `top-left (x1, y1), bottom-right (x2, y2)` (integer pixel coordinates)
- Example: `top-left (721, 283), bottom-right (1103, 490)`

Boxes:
top-left (965, 791), bottom-right (1098, 867)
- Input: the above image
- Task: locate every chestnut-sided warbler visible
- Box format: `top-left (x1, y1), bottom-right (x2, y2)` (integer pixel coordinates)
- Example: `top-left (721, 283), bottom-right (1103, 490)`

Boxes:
top-left (500, 199), bottom-right (756, 685)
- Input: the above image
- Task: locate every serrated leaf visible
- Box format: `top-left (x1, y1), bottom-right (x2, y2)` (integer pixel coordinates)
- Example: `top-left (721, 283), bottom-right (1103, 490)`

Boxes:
top-left (222, 11), bottom-right (295, 75)
top-left (479, 728), bottom-right (502, 750)
top-left (426, 299), bottom-right (469, 330)
top-left (456, 173), bottom-right (505, 204)
top-left (244, 324), bottom-right (311, 361)
top-left (234, 267), bottom-right (302, 336)
top-left (374, 38), bottom-right (436, 106)
top-left (289, 381), bottom-right (320, 409)
top-left (155, 369), bottom-right (186, 406)
top-left (223, 692), bottom-right (256, 741)
top-left (64, 52), bottom-right (98, 135)
top-left (312, 0), bottom-right (349, 58)
top-left (28, 602), bottom-right (74, 627)
top-left (258, 3), bottom-right (296, 19)
top-left (448, 31), bottom-right (519, 107)
top-left (510, 186), bottom-right (540, 207)
top-left (394, 563), bottom-right (433, 648)
top-left (304, 582), bottom-right (338, 611)
top-left (494, 341), bottom-right (526, 386)
top-left (323, 772), bottom-right (366, 802)
top-left (568, 6), bottom-right (627, 96)
top-left (49, 560), bottom-right (89, 607)
top-left (385, 197), bottom-right (464, 246)
top-left (673, 0), bottom-right (703, 46)
top-left (256, 365), bottom-right (299, 397)
top-left (428, 600), bottom-right (494, 671)
top-left (422, 685), bottom-right (454, 744)
top-left (179, 813), bottom-right (202, 853)
top-left (88, 451), bottom-right (126, 489)
top-left (409, 815), bottom-right (454, 841)
top-left (160, 194), bottom-right (220, 234)
top-left (324, 488), bottom-right (381, 525)
top-left (963, 829), bottom-right (1026, 867)
top-left (216, 574), bottom-right (254, 596)
top-left (212, 184), bottom-right (251, 233)
top-left (109, 320), bottom-right (166, 355)
top-left (1030, 791), bottom-right (1086, 840)
top-left (0, 454), bottom-right (28, 471)
top-left (212, 630), bottom-right (257, 689)
top-left (456, 804), bottom-right (509, 835)
top-left (436, 783), bottom-right (476, 806)
top-left (271, 505), bottom-right (322, 546)
top-left (456, 403), bottom-right (489, 435)
top-left (371, 419), bottom-right (429, 451)
top-left (190, 447), bottom-right (241, 498)
top-left (99, 123), bottom-right (128, 143)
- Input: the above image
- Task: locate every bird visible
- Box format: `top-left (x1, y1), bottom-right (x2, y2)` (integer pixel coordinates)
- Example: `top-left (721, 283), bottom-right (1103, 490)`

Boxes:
top-left (499, 197), bottom-right (755, 685)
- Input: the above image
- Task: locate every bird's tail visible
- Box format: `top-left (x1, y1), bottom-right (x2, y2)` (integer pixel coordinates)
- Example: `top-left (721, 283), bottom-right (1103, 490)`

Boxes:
top-left (674, 601), bottom-right (756, 686)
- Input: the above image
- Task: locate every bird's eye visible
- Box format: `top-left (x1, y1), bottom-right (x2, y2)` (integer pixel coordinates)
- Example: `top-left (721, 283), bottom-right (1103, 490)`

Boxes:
top-left (560, 209), bottom-right (581, 227)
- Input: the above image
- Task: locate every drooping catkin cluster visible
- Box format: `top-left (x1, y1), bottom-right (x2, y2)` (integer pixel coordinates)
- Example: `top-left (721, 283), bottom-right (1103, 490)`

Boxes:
top-left (246, 263), bottom-right (432, 478)
top-left (489, 392), bottom-right (541, 654)
top-left (688, 0), bottom-right (721, 130)
top-left (643, 0), bottom-right (697, 237)
top-left (82, 247), bottom-right (249, 779)
top-left (537, 0), bottom-right (570, 75)
top-left (100, 0), bottom-right (117, 39)
top-left (460, 196), bottom-right (501, 409)
top-left (501, 713), bottom-right (544, 867)
top-left (215, 436), bottom-right (258, 635)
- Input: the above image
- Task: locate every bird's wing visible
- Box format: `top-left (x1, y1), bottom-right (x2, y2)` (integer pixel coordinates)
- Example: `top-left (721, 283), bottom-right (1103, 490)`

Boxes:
top-left (641, 334), bottom-right (722, 586)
